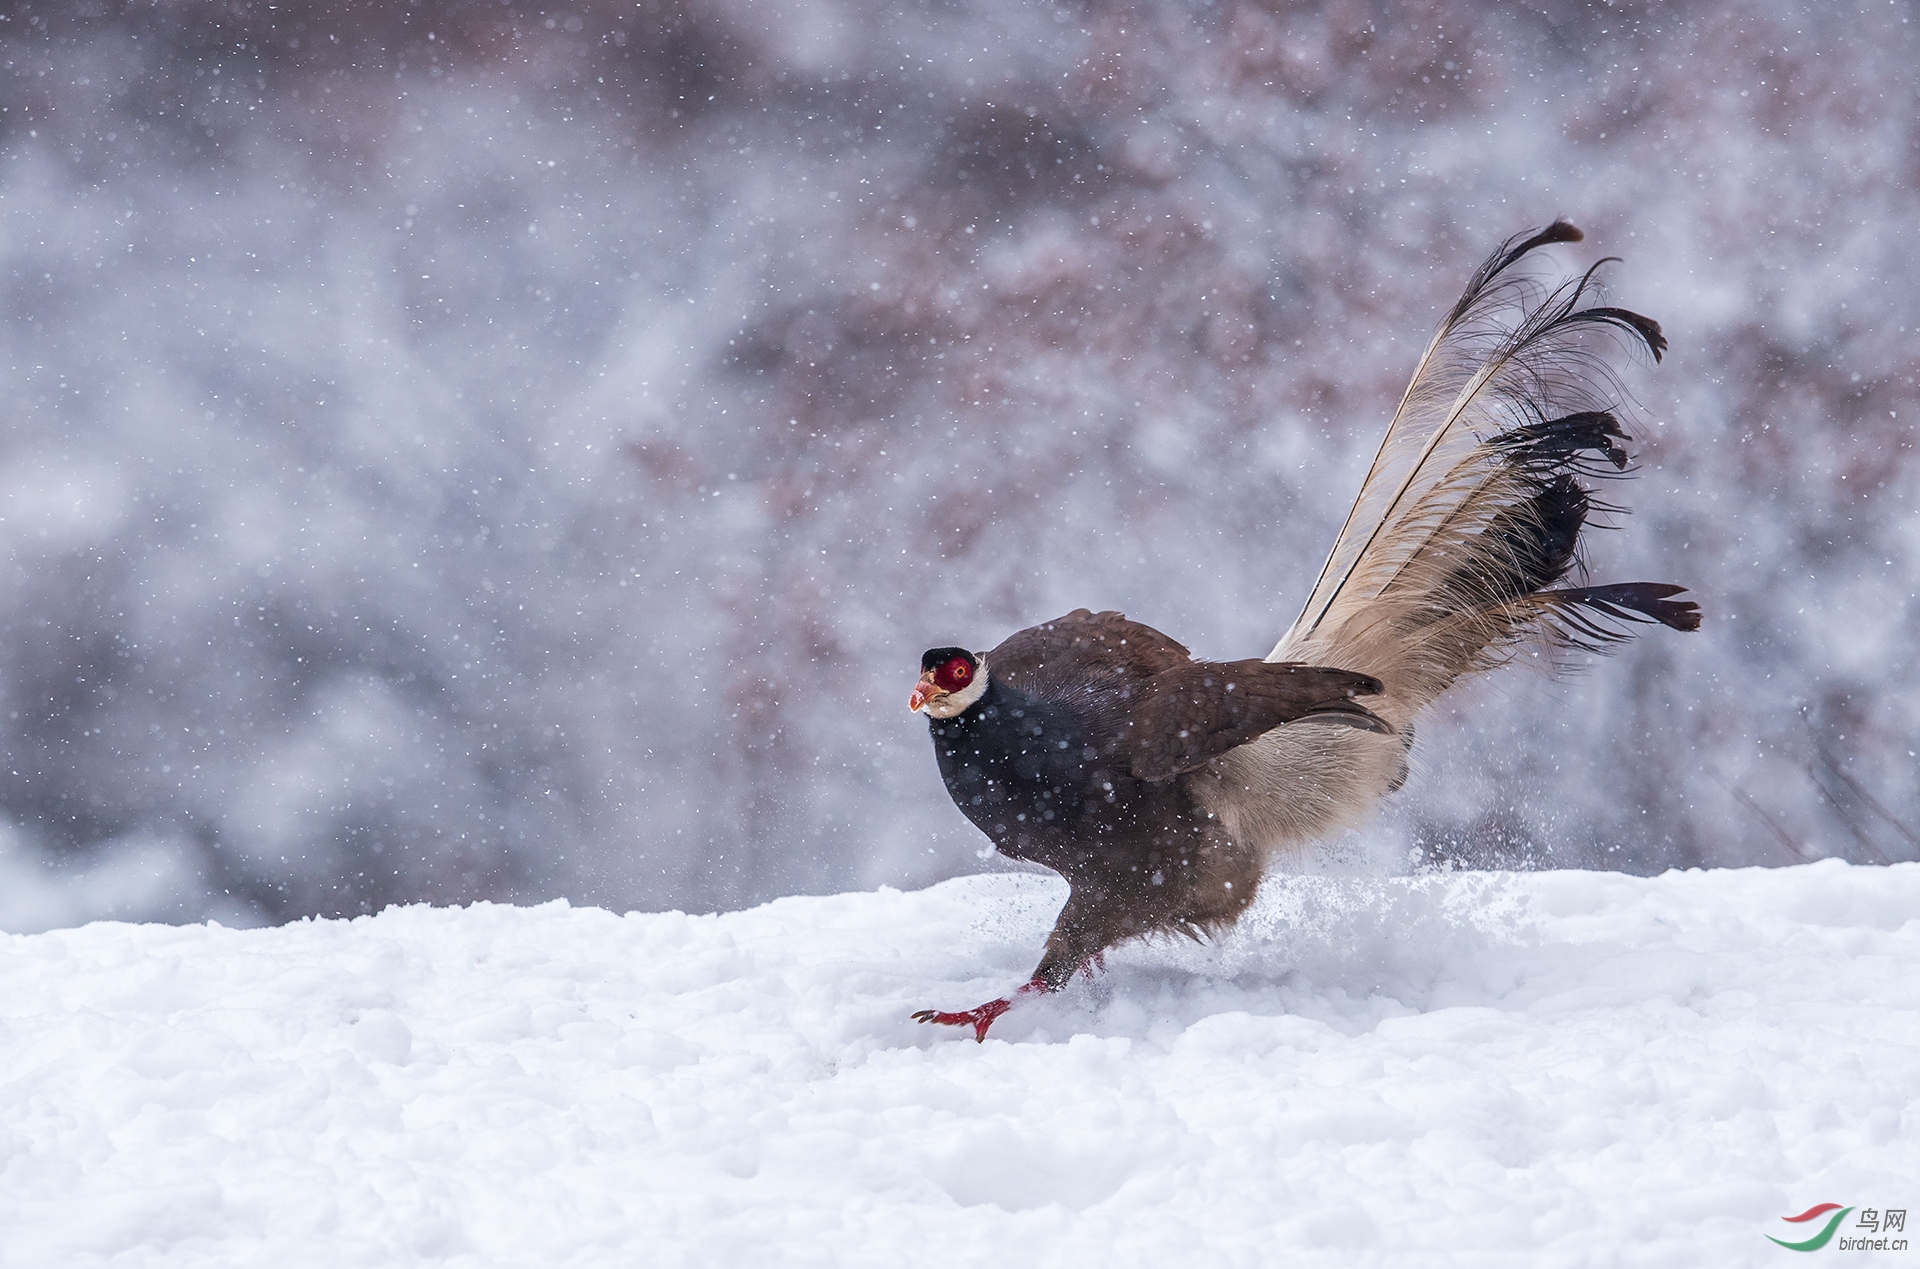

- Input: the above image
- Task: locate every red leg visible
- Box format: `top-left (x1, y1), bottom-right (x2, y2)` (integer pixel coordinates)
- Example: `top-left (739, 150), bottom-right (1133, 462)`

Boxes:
top-left (912, 977), bottom-right (1048, 1042)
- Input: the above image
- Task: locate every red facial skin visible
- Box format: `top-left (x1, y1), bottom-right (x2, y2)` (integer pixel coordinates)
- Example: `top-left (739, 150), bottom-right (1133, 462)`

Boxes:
top-left (908, 655), bottom-right (974, 712)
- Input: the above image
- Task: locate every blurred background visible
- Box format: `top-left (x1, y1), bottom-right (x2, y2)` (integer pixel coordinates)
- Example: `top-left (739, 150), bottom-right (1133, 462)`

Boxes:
top-left (1, 0), bottom-right (1915, 931)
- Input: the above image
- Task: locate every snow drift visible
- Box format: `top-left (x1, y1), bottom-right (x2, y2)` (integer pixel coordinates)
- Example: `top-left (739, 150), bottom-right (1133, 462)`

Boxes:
top-left (3, 861), bottom-right (1916, 1267)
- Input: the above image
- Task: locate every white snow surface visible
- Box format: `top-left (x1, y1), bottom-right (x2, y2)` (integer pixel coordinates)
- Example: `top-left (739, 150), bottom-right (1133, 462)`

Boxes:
top-left (3, 861), bottom-right (1917, 1267)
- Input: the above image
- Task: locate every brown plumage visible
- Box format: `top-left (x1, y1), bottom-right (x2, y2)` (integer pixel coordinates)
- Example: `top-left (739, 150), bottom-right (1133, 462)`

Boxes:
top-left (909, 223), bottom-right (1700, 1040)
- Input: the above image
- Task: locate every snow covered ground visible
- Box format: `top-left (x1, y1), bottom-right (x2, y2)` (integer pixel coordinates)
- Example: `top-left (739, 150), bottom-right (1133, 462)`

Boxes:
top-left (3, 861), bottom-right (1917, 1267)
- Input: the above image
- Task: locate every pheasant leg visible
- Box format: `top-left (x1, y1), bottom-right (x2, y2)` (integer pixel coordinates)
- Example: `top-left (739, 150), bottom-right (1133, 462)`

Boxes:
top-left (912, 977), bottom-right (1047, 1042)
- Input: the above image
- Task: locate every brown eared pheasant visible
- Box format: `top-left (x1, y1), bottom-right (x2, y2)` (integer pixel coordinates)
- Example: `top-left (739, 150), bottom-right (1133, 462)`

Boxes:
top-left (908, 222), bottom-right (1701, 1041)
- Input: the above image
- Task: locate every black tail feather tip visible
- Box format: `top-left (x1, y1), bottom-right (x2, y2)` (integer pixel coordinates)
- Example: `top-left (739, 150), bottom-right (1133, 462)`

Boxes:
top-left (1561, 582), bottom-right (1702, 632)
top-left (1495, 221), bottom-right (1586, 278)
top-left (1582, 305), bottom-right (1668, 362)
top-left (1494, 410), bottom-right (1632, 470)
top-left (1526, 220), bottom-right (1585, 251)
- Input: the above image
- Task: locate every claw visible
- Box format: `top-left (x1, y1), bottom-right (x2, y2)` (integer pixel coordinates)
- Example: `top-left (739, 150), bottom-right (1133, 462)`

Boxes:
top-left (913, 977), bottom-right (1046, 1042)
top-left (912, 998), bottom-right (1014, 1042)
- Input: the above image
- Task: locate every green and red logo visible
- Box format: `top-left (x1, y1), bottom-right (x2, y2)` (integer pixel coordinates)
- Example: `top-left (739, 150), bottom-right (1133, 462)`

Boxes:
top-left (1768, 1203), bottom-right (1909, 1252)
top-left (1769, 1205), bottom-right (1853, 1251)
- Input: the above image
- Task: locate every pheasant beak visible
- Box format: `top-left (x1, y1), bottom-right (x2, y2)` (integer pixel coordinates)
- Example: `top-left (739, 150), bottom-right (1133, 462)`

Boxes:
top-left (909, 671), bottom-right (939, 713)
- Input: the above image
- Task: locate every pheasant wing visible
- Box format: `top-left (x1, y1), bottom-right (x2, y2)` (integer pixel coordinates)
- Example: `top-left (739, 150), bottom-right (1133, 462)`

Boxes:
top-left (1119, 661), bottom-right (1388, 782)
top-left (987, 609), bottom-right (1192, 701)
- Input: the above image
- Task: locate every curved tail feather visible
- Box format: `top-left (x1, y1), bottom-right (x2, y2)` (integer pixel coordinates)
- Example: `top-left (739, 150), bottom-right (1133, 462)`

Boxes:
top-left (1271, 220), bottom-right (1696, 716)
top-left (1196, 224), bottom-right (1697, 858)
